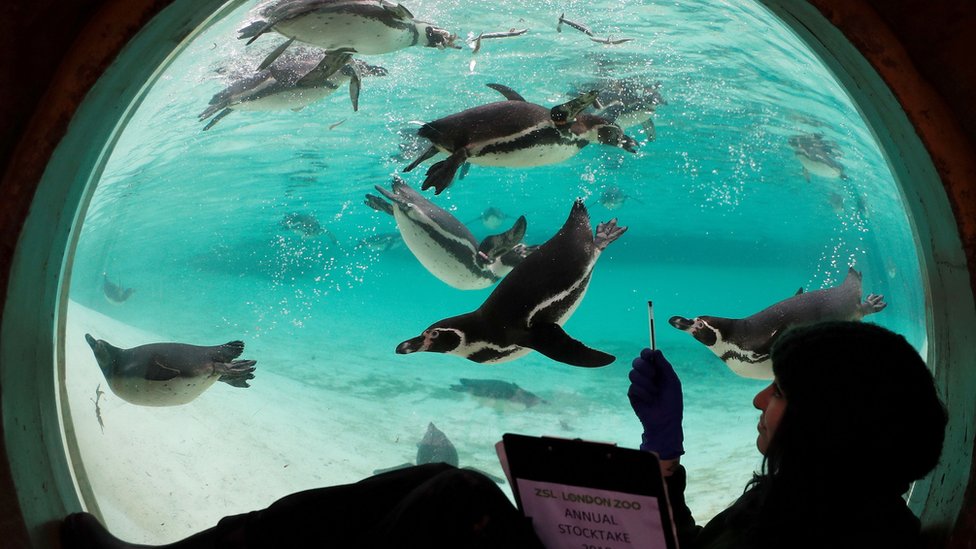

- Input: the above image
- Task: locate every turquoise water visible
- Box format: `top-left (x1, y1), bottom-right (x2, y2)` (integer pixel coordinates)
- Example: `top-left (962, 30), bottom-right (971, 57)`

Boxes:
top-left (64, 0), bottom-right (924, 543)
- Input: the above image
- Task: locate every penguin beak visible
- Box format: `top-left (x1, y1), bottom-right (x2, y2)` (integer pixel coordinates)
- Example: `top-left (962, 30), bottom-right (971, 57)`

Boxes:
top-left (396, 336), bottom-right (425, 354)
top-left (620, 134), bottom-right (639, 153)
top-left (669, 316), bottom-right (695, 331)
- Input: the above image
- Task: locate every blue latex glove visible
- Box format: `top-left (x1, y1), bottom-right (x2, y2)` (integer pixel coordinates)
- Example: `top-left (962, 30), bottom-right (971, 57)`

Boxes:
top-left (628, 348), bottom-right (684, 459)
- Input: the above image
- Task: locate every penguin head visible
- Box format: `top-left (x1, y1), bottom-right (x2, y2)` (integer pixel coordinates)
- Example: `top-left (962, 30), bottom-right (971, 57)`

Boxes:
top-left (396, 326), bottom-right (464, 355)
top-left (85, 333), bottom-right (118, 377)
top-left (572, 116), bottom-right (638, 152)
top-left (668, 316), bottom-right (719, 347)
top-left (424, 26), bottom-right (460, 49)
top-left (551, 90), bottom-right (600, 126)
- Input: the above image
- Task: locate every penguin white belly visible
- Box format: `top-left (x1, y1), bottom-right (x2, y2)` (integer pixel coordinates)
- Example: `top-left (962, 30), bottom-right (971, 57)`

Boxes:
top-left (392, 208), bottom-right (490, 290)
top-left (471, 142), bottom-right (584, 167)
top-left (707, 335), bottom-right (773, 380)
top-left (275, 14), bottom-right (416, 55)
top-left (109, 375), bottom-right (219, 407)
top-left (234, 86), bottom-right (338, 111)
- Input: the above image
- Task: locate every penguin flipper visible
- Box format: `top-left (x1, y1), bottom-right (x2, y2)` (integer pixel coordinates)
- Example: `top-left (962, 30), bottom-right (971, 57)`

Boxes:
top-left (257, 38), bottom-right (295, 71)
top-left (486, 83), bottom-right (526, 101)
top-left (422, 149), bottom-right (469, 194)
top-left (404, 145), bottom-right (438, 172)
top-left (525, 323), bottom-right (615, 368)
top-left (347, 62), bottom-right (362, 112)
top-left (641, 118), bottom-right (656, 141)
top-left (365, 193), bottom-right (394, 216)
top-left (145, 358), bottom-right (181, 381)
top-left (202, 108), bottom-right (233, 131)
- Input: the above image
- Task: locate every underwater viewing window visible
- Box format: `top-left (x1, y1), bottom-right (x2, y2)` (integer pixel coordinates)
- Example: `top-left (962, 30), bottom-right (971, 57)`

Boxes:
top-left (42, 0), bottom-right (944, 544)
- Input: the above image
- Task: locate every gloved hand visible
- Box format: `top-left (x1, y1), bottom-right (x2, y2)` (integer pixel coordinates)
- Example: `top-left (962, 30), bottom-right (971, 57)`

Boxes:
top-left (628, 348), bottom-right (684, 460)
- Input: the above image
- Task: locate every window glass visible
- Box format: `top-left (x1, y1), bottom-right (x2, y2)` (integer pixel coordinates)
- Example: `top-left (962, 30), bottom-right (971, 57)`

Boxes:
top-left (63, 0), bottom-right (925, 542)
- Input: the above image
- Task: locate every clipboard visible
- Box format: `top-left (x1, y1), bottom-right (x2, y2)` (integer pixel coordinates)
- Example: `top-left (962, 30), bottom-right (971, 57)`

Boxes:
top-left (498, 433), bottom-right (679, 549)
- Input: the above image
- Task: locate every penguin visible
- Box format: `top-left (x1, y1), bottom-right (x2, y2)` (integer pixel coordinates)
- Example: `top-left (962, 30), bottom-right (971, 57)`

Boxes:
top-left (403, 83), bottom-right (639, 194)
top-left (595, 185), bottom-right (642, 210)
top-left (102, 274), bottom-right (135, 305)
top-left (84, 334), bottom-right (257, 406)
top-left (668, 267), bottom-right (887, 379)
top-left (395, 199), bottom-right (626, 367)
top-left (578, 77), bottom-right (666, 141)
top-left (365, 177), bottom-right (533, 290)
top-left (788, 133), bottom-right (847, 181)
top-left (238, 0), bottom-right (459, 69)
top-left (199, 49), bottom-right (387, 130)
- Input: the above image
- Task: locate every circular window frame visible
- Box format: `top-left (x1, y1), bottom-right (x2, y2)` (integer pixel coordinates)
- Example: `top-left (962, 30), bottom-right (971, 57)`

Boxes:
top-left (1, 0), bottom-right (972, 546)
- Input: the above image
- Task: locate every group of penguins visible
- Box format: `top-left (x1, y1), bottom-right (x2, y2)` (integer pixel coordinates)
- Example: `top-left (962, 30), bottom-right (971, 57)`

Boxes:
top-left (85, 0), bottom-right (889, 412)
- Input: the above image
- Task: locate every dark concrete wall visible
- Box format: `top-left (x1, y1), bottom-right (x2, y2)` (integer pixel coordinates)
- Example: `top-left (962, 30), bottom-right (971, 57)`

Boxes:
top-left (1, 1), bottom-right (974, 547)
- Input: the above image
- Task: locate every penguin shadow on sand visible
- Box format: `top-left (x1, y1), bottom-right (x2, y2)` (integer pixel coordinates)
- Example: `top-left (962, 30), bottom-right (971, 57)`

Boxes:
top-left (364, 176), bottom-right (536, 290)
top-left (373, 422), bottom-right (506, 484)
top-left (669, 267), bottom-right (886, 380)
top-left (450, 378), bottom-right (547, 411)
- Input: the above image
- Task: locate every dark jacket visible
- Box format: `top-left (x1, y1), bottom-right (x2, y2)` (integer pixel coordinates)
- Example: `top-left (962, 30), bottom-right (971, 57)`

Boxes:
top-left (665, 465), bottom-right (924, 549)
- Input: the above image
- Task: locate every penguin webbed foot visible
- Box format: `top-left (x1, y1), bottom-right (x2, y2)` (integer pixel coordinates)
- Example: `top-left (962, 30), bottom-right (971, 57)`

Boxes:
top-left (216, 359), bottom-right (257, 388)
top-left (404, 145), bottom-right (438, 172)
top-left (862, 293), bottom-right (887, 314)
top-left (422, 149), bottom-right (468, 195)
top-left (594, 218), bottom-right (628, 251)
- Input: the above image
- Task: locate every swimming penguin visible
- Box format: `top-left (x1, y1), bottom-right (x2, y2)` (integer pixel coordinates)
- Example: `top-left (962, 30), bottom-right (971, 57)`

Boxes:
top-left (668, 267), bottom-right (887, 379)
top-left (595, 185), bottom-right (642, 210)
top-left (365, 177), bottom-right (533, 290)
top-left (238, 0), bottom-right (459, 69)
top-left (84, 334), bottom-right (257, 406)
top-left (280, 212), bottom-right (326, 238)
top-left (199, 50), bottom-right (387, 130)
top-left (467, 207), bottom-right (511, 230)
top-left (395, 199), bottom-right (625, 367)
top-left (578, 77), bottom-right (666, 141)
top-left (403, 83), bottom-right (639, 194)
top-left (788, 133), bottom-right (847, 181)
top-left (102, 274), bottom-right (135, 305)
top-left (357, 231), bottom-right (403, 252)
